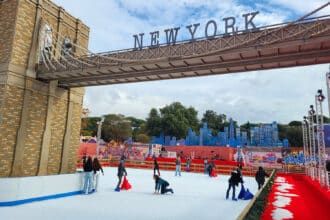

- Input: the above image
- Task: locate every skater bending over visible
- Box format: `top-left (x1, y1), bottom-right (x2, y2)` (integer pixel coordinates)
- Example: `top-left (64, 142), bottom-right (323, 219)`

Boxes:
top-left (153, 175), bottom-right (174, 194)
top-left (226, 169), bottom-right (243, 201)
top-left (115, 160), bottom-right (127, 192)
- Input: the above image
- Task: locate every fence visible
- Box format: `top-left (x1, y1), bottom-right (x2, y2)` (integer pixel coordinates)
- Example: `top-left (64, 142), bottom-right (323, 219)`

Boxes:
top-left (77, 157), bottom-right (275, 177)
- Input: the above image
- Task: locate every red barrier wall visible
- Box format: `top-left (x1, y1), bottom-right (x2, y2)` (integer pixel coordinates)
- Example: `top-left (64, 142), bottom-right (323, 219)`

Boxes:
top-left (164, 146), bottom-right (236, 161)
top-left (77, 143), bottom-right (97, 159)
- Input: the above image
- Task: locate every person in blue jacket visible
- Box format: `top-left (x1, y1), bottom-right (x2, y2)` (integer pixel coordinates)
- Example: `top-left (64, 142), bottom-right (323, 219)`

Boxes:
top-left (153, 175), bottom-right (174, 194)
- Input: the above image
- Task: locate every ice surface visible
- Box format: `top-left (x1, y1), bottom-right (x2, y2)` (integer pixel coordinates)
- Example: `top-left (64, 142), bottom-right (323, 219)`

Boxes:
top-left (1, 167), bottom-right (259, 220)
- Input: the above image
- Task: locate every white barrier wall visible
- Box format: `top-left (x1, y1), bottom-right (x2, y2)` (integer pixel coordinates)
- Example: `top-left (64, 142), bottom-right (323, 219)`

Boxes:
top-left (0, 173), bottom-right (83, 206)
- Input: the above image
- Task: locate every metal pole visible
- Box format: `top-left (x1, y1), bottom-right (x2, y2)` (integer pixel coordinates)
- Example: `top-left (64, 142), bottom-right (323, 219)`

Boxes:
top-left (308, 105), bottom-right (316, 180)
top-left (302, 117), bottom-right (309, 175)
top-left (316, 89), bottom-right (327, 187)
top-left (96, 117), bottom-right (105, 157)
top-left (326, 67), bottom-right (330, 118)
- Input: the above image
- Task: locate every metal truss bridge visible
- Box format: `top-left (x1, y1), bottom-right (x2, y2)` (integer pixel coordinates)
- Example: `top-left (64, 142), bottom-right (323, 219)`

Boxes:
top-left (37, 3), bottom-right (330, 88)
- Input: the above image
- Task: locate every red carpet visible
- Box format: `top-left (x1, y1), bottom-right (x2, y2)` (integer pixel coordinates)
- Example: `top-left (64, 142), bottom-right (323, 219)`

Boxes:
top-left (262, 174), bottom-right (330, 220)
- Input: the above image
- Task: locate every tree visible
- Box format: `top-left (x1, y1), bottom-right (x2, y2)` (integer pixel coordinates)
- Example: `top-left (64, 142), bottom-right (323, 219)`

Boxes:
top-left (135, 134), bottom-right (150, 143)
top-left (80, 117), bottom-right (100, 136)
top-left (159, 102), bottom-right (199, 139)
top-left (288, 121), bottom-right (302, 126)
top-left (126, 116), bottom-right (150, 142)
top-left (146, 102), bottom-right (199, 139)
top-left (101, 114), bottom-right (132, 142)
top-left (285, 126), bottom-right (303, 147)
top-left (145, 108), bottom-right (163, 137)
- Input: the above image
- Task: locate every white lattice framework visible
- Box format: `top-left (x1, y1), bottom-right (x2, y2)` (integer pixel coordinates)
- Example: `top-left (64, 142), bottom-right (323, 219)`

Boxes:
top-left (302, 117), bottom-right (309, 175)
top-left (315, 90), bottom-right (328, 187)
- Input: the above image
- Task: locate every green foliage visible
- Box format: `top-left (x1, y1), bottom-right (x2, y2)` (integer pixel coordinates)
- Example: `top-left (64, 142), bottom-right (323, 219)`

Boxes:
top-left (80, 129), bottom-right (93, 136)
top-left (80, 117), bottom-right (100, 136)
top-left (101, 114), bottom-right (132, 142)
top-left (126, 117), bottom-right (150, 142)
top-left (288, 121), bottom-right (302, 126)
top-left (146, 102), bottom-right (199, 139)
top-left (201, 110), bottom-right (228, 135)
top-left (135, 133), bottom-right (150, 143)
top-left (146, 108), bottom-right (162, 136)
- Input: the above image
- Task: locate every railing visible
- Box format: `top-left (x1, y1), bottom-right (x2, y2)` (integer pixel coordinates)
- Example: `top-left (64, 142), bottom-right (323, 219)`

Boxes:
top-left (77, 158), bottom-right (274, 177)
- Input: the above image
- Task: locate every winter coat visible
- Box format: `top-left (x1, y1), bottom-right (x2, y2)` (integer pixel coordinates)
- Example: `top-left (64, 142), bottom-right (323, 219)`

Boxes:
top-left (229, 171), bottom-right (243, 186)
top-left (93, 160), bottom-right (104, 174)
top-left (117, 163), bottom-right (127, 177)
top-left (83, 158), bottom-right (93, 172)
top-left (255, 169), bottom-right (269, 183)
top-left (155, 176), bottom-right (169, 191)
top-left (154, 160), bottom-right (159, 169)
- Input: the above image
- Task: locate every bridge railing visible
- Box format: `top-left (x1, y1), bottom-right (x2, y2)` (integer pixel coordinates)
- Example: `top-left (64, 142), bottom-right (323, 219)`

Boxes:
top-left (89, 15), bottom-right (330, 57)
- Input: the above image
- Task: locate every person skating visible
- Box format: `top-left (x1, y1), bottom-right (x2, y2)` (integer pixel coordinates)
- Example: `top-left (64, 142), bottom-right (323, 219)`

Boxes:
top-left (154, 158), bottom-right (160, 176)
top-left (92, 157), bottom-right (104, 192)
top-left (175, 156), bottom-right (181, 176)
top-left (255, 166), bottom-right (269, 189)
top-left (115, 160), bottom-right (127, 192)
top-left (186, 157), bottom-right (191, 172)
top-left (153, 175), bottom-right (174, 194)
top-left (226, 169), bottom-right (243, 201)
top-left (82, 156), bottom-right (93, 194)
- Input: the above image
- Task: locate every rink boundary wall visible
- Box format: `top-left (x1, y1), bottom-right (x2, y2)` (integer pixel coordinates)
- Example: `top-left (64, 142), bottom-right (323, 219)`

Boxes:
top-left (0, 173), bottom-right (83, 206)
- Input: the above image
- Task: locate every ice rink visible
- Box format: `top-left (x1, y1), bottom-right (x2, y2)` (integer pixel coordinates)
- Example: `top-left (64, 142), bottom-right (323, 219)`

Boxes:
top-left (1, 167), bottom-right (259, 220)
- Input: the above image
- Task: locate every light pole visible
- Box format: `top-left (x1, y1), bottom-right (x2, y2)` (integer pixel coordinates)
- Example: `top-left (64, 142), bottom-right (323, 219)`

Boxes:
top-left (96, 117), bottom-right (105, 157)
top-left (308, 105), bottom-right (316, 180)
top-left (315, 89), bottom-right (327, 187)
top-left (326, 66), bottom-right (330, 118)
top-left (302, 116), bottom-right (309, 175)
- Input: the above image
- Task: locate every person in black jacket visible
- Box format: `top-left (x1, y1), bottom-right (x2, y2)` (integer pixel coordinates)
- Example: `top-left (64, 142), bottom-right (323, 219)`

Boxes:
top-left (153, 175), bottom-right (173, 194)
top-left (255, 166), bottom-right (269, 189)
top-left (115, 160), bottom-right (127, 192)
top-left (92, 157), bottom-right (104, 192)
top-left (82, 156), bottom-right (93, 194)
top-left (226, 169), bottom-right (243, 201)
top-left (154, 158), bottom-right (160, 176)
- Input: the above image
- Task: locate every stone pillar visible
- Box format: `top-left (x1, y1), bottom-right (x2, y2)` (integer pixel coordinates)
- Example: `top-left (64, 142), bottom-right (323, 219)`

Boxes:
top-left (38, 80), bottom-right (57, 176)
top-left (0, 0), bottom-right (89, 177)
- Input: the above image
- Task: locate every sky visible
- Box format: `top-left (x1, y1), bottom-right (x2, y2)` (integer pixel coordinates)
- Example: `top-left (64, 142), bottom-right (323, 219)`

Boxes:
top-left (1, 167), bottom-right (260, 220)
top-left (51, 0), bottom-right (330, 125)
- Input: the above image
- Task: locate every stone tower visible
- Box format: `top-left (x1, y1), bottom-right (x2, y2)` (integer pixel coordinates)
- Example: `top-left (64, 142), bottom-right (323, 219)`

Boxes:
top-left (0, 0), bottom-right (89, 177)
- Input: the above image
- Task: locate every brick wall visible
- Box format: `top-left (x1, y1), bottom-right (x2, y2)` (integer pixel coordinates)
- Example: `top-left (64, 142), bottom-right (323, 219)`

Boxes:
top-left (10, 0), bottom-right (36, 67)
top-left (0, 85), bottom-right (24, 176)
top-left (0, 0), bottom-right (17, 64)
top-left (0, 0), bottom-right (89, 177)
top-left (48, 97), bottom-right (67, 174)
top-left (67, 100), bottom-right (83, 173)
top-left (22, 91), bottom-right (48, 176)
